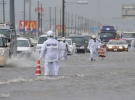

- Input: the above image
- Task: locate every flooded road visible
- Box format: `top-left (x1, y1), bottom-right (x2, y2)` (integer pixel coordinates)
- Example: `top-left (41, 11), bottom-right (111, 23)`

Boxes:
top-left (0, 51), bottom-right (135, 100)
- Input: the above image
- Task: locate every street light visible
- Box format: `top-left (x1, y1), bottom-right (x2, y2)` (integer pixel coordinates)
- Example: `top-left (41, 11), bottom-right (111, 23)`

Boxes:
top-left (62, 0), bottom-right (88, 37)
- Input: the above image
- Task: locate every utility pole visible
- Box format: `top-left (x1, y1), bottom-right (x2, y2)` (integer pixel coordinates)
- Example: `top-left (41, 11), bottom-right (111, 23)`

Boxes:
top-left (10, 0), bottom-right (15, 27)
top-left (49, 7), bottom-right (51, 30)
top-left (55, 7), bottom-right (56, 36)
top-left (3, 0), bottom-right (5, 23)
top-left (75, 14), bottom-right (77, 34)
top-left (68, 13), bottom-right (70, 36)
top-left (41, 4), bottom-right (43, 35)
top-left (71, 14), bottom-right (73, 34)
top-left (62, 0), bottom-right (65, 37)
top-left (37, 1), bottom-right (40, 37)
top-left (29, 0), bottom-right (31, 37)
top-left (60, 8), bottom-right (61, 34)
top-left (24, 0), bottom-right (26, 35)
top-left (78, 15), bottom-right (79, 34)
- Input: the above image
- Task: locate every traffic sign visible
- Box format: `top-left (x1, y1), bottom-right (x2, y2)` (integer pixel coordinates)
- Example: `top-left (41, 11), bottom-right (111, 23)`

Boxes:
top-left (35, 7), bottom-right (44, 13)
top-left (92, 27), bottom-right (99, 32)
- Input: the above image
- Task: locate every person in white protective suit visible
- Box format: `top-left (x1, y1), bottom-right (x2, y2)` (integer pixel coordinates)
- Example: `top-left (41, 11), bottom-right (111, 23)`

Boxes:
top-left (40, 30), bottom-right (61, 76)
top-left (87, 35), bottom-right (100, 61)
top-left (130, 38), bottom-right (135, 51)
top-left (59, 37), bottom-right (70, 60)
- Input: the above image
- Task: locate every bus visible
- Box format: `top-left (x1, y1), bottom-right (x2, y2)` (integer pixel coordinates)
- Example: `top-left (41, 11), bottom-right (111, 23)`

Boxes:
top-left (99, 25), bottom-right (117, 46)
top-left (0, 23), bottom-right (17, 56)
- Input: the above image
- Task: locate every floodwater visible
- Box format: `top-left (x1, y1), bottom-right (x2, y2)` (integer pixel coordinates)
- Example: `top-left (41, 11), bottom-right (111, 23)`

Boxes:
top-left (0, 50), bottom-right (135, 100)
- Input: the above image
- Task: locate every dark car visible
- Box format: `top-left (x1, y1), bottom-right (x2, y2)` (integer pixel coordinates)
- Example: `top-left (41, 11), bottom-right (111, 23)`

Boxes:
top-left (66, 35), bottom-right (87, 53)
top-left (83, 35), bottom-right (92, 52)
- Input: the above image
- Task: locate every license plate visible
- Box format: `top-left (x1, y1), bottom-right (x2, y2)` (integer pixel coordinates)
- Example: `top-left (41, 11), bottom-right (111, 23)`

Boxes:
top-left (114, 49), bottom-right (117, 51)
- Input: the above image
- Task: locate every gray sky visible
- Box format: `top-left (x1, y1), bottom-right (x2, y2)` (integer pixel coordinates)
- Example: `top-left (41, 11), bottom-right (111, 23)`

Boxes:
top-left (0, 0), bottom-right (135, 31)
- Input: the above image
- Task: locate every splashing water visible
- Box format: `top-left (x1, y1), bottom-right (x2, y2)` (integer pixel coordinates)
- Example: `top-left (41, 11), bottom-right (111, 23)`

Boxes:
top-left (6, 52), bottom-right (40, 68)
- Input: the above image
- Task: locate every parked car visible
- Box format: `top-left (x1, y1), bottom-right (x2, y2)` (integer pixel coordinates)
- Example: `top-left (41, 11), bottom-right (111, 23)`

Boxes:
top-left (36, 35), bottom-right (47, 53)
top-left (66, 35), bottom-right (87, 53)
top-left (106, 39), bottom-right (124, 52)
top-left (17, 37), bottom-right (34, 58)
top-left (0, 34), bottom-right (9, 67)
top-left (57, 38), bottom-right (76, 55)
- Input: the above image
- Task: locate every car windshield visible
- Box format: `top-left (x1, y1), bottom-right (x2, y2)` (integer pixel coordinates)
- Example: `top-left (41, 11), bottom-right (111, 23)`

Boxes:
top-left (119, 40), bottom-right (127, 44)
top-left (38, 37), bottom-right (47, 44)
top-left (0, 37), bottom-right (4, 46)
top-left (122, 33), bottom-right (135, 38)
top-left (66, 40), bottom-right (71, 45)
top-left (84, 36), bottom-right (92, 41)
top-left (101, 32), bottom-right (116, 38)
top-left (71, 37), bottom-right (85, 44)
top-left (0, 29), bottom-right (10, 39)
top-left (108, 40), bottom-right (121, 45)
top-left (17, 40), bottom-right (29, 47)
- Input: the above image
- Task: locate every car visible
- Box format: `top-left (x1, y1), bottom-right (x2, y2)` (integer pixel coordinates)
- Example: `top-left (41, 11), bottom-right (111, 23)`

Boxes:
top-left (29, 37), bottom-right (38, 46)
top-left (106, 39), bottom-right (124, 52)
top-left (36, 35), bottom-right (47, 53)
top-left (57, 38), bottom-right (76, 55)
top-left (0, 34), bottom-right (9, 67)
top-left (16, 34), bottom-right (21, 38)
top-left (17, 37), bottom-right (34, 58)
top-left (119, 39), bottom-right (128, 52)
top-left (83, 35), bottom-right (92, 52)
top-left (66, 35), bottom-right (87, 53)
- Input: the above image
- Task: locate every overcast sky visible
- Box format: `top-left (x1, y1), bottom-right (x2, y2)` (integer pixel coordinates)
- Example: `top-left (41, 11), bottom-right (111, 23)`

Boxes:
top-left (0, 0), bottom-right (135, 31)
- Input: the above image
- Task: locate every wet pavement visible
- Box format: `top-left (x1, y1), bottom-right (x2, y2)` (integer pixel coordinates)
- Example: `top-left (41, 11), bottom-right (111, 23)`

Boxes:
top-left (0, 51), bottom-right (135, 100)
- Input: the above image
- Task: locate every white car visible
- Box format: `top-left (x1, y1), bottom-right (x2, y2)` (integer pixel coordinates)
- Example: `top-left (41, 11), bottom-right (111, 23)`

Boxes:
top-left (0, 34), bottom-right (9, 67)
top-left (57, 38), bottom-right (76, 55)
top-left (36, 35), bottom-right (47, 53)
top-left (17, 37), bottom-right (34, 58)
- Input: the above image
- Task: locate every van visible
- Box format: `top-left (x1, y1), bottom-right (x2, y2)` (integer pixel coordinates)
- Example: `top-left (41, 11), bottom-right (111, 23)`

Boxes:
top-left (36, 35), bottom-right (47, 53)
top-left (0, 34), bottom-right (9, 67)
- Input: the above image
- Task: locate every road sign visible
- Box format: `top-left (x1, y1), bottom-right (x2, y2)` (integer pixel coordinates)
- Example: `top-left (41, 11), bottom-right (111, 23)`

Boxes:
top-left (19, 20), bottom-right (37, 32)
top-left (92, 27), bottom-right (99, 32)
top-left (122, 4), bottom-right (135, 19)
top-left (35, 7), bottom-right (44, 13)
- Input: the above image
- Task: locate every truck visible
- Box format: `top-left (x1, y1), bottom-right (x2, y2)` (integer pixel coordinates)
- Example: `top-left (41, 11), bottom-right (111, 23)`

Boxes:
top-left (121, 31), bottom-right (135, 46)
top-left (0, 23), bottom-right (17, 56)
top-left (99, 25), bottom-right (117, 45)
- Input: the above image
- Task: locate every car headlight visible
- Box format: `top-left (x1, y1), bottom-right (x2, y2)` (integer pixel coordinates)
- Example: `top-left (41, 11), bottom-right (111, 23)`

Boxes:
top-left (108, 46), bottom-right (112, 49)
top-left (124, 45), bottom-right (128, 48)
top-left (80, 46), bottom-right (84, 49)
top-left (119, 46), bottom-right (123, 49)
top-left (0, 49), bottom-right (5, 55)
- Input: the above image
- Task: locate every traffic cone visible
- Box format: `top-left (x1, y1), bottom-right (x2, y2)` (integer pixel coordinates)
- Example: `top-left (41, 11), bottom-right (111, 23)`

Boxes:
top-left (99, 45), bottom-right (106, 60)
top-left (35, 60), bottom-right (41, 75)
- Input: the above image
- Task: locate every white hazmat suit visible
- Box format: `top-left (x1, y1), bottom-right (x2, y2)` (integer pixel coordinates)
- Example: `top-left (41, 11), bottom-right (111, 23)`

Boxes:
top-left (40, 31), bottom-right (61, 75)
top-left (59, 37), bottom-right (70, 60)
top-left (130, 38), bottom-right (135, 51)
top-left (87, 35), bottom-right (100, 61)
